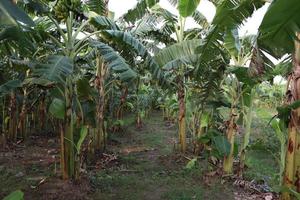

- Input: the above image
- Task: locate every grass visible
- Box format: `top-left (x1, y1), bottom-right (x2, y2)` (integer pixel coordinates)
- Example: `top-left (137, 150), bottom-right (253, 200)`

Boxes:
top-left (90, 111), bottom-right (235, 200)
top-left (0, 108), bottom-right (280, 199)
top-left (243, 106), bottom-right (280, 189)
top-left (244, 150), bottom-right (279, 188)
top-left (90, 165), bottom-right (234, 200)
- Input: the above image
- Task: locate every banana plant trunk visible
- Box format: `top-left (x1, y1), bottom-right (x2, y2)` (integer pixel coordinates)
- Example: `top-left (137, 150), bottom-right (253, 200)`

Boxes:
top-left (223, 107), bottom-right (237, 174)
top-left (178, 77), bottom-right (186, 152)
top-left (282, 33), bottom-right (300, 200)
top-left (239, 88), bottom-right (255, 173)
top-left (61, 78), bottom-right (75, 179)
top-left (193, 111), bottom-right (204, 155)
top-left (117, 86), bottom-right (128, 120)
top-left (18, 88), bottom-right (28, 139)
top-left (1, 99), bottom-right (5, 134)
top-left (8, 92), bottom-right (17, 141)
top-left (136, 113), bottom-right (142, 129)
top-left (136, 78), bottom-right (142, 129)
top-left (1, 99), bottom-right (6, 147)
top-left (94, 56), bottom-right (107, 152)
top-left (39, 92), bottom-right (47, 131)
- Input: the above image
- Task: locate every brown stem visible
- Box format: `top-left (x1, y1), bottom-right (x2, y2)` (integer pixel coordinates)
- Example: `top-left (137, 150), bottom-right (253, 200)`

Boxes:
top-left (8, 92), bottom-right (17, 141)
top-left (39, 92), bottom-right (46, 131)
top-left (94, 56), bottom-right (108, 152)
top-left (282, 32), bottom-right (300, 200)
top-left (18, 89), bottom-right (28, 139)
top-left (223, 108), bottom-right (237, 174)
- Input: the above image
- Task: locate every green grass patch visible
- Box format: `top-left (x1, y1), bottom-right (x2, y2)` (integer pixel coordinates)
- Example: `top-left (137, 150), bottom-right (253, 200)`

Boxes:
top-left (244, 149), bottom-right (279, 188)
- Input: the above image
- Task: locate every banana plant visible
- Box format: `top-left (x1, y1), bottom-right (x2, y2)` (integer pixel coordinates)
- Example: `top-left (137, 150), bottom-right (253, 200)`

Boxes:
top-left (222, 32), bottom-right (259, 174)
top-left (257, 0), bottom-right (300, 198)
top-left (29, 1), bottom-right (117, 178)
top-left (132, 76), bottom-right (154, 128)
top-left (153, 0), bottom-right (265, 154)
top-left (0, 0), bottom-right (39, 142)
top-left (197, 0), bottom-right (266, 174)
top-left (151, 0), bottom-right (206, 153)
top-left (85, 0), bottom-right (111, 153)
top-left (271, 118), bottom-right (288, 187)
top-left (84, 0), bottom-right (163, 150)
top-left (239, 86), bottom-right (256, 173)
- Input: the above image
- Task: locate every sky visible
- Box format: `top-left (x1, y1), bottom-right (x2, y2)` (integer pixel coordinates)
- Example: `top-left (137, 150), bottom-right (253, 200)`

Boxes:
top-left (108, 0), bottom-right (270, 36)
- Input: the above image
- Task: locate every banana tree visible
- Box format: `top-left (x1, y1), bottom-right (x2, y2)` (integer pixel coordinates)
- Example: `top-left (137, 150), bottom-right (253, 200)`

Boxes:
top-left (151, 0), bottom-right (264, 156)
top-left (258, 0), bottom-right (300, 198)
top-left (163, 0), bottom-right (265, 154)
top-left (84, 0), bottom-right (111, 153)
top-left (0, 0), bottom-right (38, 142)
top-left (151, 0), bottom-right (207, 153)
top-left (194, 0), bottom-right (266, 173)
top-left (87, 0), bottom-right (165, 134)
top-left (222, 32), bottom-right (260, 174)
top-left (86, 0), bottom-right (157, 149)
top-left (27, 1), bottom-right (106, 178)
top-left (133, 75), bottom-right (154, 128)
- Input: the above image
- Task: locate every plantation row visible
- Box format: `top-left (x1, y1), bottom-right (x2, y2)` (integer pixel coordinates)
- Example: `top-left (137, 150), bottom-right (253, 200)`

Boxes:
top-left (0, 0), bottom-right (299, 199)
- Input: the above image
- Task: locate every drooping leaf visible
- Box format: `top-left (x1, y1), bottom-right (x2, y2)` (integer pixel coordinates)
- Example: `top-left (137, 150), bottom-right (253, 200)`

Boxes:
top-left (277, 100), bottom-right (300, 126)
top-left (151, 4), bottom-right (177, 25)
top-left (23, 78), bottom-right (54, 87)
top-left (200, 112), bottom-right (210, 128)
top-left (81, 100), bottom-right (96, 126)
top-left (162, 55), bottom-right (198, 70)
top-left (227, 66), bottom-right (257, 86)
top-left (76, 126), bottom-right (88, 152)
top-left (259, 0), bottom-right (300, 57)
top-left (271, 119), bottom-right (287, 145)
top-left (101, 30), bottom-right (147, 57)
top-left (248, 46), bottom-right (266, 78)
top-left (166, 0), bottom-right (178, 6)
top-left (21, 0), bottom-right (48, 14)
top-left (0, 80), bottom-right (22, 97)
top-left (196, 0), bottom-right (265, 67)
top-left (3, 190), bottom-right (24, 200)
top-left (77, 78), bottom-right (94, 100)
top-left (191, 10), bottom-right (208, 28)
top-left (224, 28), bottom-right (240, 58)
top-left (0, 0), bottom-right (34, 26)
top-left (213, 135), bottom-right (231, 156)
top-left (213, 0), bottom-right (264, 30)
top-left (178, 0), bottom-right (201, 17)
top-left (270, 59), bottom-right (293, 78)
top-left (233, 142), bottom-right (239, 157)
top-left (122, 0), bottom-right (159, 23)
top-left (90, 41), bottom-right (137, 81)
top-left (131, 14), bottom-right (157, 37)
top-left (241, 86), bottom-right (253, 108)
top-left (185, 158), bottom-right (197, 169)
top-left (49, 98), bottom-right (65, 120)
top-left (34, 56), bottom-right (73, 82)
top-left (0, 26), bottom-right (35, 54)
top-left (90, 15), bottom-right (119, 30)
top-left (86, 0), bottom-right (107, 16)
top-left (155, 39), bottom-right (200, 67)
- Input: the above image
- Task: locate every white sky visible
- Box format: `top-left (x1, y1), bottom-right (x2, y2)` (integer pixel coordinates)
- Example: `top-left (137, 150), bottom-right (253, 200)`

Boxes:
top-left (108, 0), bottom-right (270, 36)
